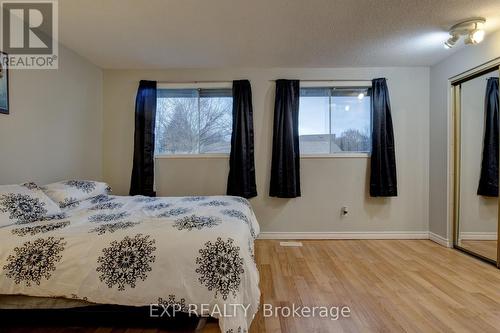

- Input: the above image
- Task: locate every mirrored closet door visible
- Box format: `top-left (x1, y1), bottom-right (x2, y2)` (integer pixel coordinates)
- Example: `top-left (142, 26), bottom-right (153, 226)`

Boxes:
top-left (453, 63), bottom-right (500, 267)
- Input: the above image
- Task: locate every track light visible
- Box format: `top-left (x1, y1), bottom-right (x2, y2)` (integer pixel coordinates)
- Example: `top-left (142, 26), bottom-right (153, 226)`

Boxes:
top-left (465, 28), bottom-right (485, 45)
top-left (444, 34), bottom-right (459, 49)
top-left (470, 29), bottom-right (485, 43)
top-left (443, 18), bottom-right (485, 49)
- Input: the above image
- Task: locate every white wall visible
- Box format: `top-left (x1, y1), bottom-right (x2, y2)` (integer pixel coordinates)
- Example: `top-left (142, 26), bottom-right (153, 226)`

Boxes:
top-left (429, 30), bottom-right (500, 239)
top-left (459, 72), bottom-right (498, 234)
top-left (0, 44), bottom-right (103, 185)
top-left (103, 67), bottom-right (429, 233)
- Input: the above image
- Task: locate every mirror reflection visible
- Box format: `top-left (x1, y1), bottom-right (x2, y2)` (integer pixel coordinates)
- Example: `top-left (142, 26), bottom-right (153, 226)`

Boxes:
top-left (458, 70), bottom-right (499, 262)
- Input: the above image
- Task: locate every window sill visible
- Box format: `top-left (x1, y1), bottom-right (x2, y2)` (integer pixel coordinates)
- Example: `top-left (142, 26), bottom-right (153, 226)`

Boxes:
top-left (300, 153), bottom-right (370, 159)
top-left (155, 154), bottom-right (230, 159)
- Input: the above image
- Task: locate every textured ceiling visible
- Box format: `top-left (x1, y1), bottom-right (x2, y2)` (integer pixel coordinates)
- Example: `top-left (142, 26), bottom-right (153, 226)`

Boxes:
top-left (58, 0), bottom-right (500, 69)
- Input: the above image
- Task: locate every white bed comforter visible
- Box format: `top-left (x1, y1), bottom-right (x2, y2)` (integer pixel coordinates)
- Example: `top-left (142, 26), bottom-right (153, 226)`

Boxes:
top-left (0, 194), bottom-right (260, 333)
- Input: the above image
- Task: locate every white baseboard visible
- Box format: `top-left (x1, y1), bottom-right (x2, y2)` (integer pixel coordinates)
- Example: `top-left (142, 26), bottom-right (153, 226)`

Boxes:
top-left (258, 231), bottom-right (429, 240)
top-left (258, 231), bottom-right (453, 248)
top-left (429, 232), bottom-right (452, 247)
top-left (459, 232), bottom-right (497, 240)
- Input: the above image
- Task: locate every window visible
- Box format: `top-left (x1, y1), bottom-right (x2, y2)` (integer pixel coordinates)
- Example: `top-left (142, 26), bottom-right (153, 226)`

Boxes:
top-left (155, 85), bottom-right (233, 155)
top-left (299, 86), bottom-right (371, 155)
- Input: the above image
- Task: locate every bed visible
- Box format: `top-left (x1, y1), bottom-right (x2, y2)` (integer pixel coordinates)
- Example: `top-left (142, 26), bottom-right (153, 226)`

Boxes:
top-left (0, 184), bottom-right (260, 333)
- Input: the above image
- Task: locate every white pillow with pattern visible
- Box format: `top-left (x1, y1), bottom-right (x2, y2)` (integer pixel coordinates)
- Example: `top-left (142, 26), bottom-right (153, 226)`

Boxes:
top-left (0, 183), bottom-right (63, 227)
top-left (42, 180), bottom-right (112, 210)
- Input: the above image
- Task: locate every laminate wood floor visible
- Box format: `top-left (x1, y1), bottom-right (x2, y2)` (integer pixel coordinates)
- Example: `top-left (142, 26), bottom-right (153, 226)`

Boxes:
top-left (2, 240), bottom-right (500, 333)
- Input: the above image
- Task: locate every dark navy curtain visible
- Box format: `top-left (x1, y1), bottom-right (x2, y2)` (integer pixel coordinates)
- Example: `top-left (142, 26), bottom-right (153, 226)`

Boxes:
top-left (130, 80), bottom-right (157, 196)
top-left (370, 78), bottom-right (397, 197)
top-left (478, 77), bottom-right (499, 197)
top-left (227, 80), bottom-right (257, 198)
top-left (270, 79), bottom-right (301, 198)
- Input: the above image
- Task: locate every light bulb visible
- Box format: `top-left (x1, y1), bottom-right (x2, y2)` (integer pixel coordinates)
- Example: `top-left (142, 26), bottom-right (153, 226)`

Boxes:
top-left (444, 35), bottom-right (459, 49)
top-left (357, 93), bottom-right (365, 100)
top-left (471, 29), bottom-right (485, 43)
top-left (345, 105), bottom-right (350, 111)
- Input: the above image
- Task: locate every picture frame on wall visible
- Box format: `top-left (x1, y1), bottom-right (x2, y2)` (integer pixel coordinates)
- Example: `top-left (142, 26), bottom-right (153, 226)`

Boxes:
top-left (0, 51), bottom-right (9, 114)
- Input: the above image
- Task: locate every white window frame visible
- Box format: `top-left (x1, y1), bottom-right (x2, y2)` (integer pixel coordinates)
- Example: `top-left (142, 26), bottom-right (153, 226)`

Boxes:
top-left (299, 81), bottom-right (372, 159)
top-left (154, 82), bottom-right (233, 159)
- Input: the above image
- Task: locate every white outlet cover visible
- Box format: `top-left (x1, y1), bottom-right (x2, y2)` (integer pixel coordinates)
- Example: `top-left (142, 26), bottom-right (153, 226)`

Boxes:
top-left (279, 241), bottom-right (303, 247)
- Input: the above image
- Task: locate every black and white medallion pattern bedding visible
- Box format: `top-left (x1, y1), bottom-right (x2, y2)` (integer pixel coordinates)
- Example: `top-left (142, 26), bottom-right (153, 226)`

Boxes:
top-left (0, 184), bottom-right (63, 227)
top-left (41, 180), bottom-right (112, 209)
top-left (0, 194), bottom-right (260, 332)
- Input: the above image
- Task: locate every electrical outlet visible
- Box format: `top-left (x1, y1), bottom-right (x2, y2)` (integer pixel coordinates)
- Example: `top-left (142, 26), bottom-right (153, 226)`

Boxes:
top-left (341, 206), bottom-right (348, 216)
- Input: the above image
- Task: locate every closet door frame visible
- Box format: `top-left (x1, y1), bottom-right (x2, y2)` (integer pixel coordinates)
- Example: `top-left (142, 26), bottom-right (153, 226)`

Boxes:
top-left (450, 60), bottom-right (500, 268)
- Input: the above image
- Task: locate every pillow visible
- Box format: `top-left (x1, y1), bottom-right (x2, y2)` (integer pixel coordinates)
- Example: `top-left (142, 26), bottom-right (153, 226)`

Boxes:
top-left (0, 183), bottom-right (63, 227)
top-left (42, 180), bottom-right (111, 209)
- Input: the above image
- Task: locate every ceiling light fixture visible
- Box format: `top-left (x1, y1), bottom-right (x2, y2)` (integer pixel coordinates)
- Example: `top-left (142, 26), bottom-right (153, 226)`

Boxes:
top-left (357, 93), bottom-right (365, 100)
top-left (444, 18), bottom-right (486, 49)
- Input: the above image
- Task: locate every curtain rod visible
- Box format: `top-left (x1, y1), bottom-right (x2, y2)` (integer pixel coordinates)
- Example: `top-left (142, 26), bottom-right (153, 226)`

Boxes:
top-left (268, 79), bottom-right (378, 82)
top-left (158, 79), bottom-right (384, 83)
top-left (158, 80), bottom-right (233, 84)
